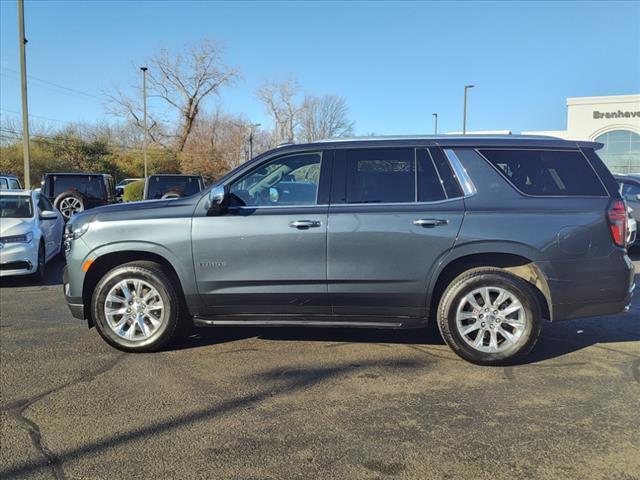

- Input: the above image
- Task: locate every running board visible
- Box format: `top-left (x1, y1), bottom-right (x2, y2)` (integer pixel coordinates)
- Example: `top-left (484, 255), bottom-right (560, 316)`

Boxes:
top-left (193, 316), bottom-right (404, 329)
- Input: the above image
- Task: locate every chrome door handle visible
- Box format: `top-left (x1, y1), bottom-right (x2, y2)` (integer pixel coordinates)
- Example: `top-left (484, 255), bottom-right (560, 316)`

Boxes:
top-left (289, 220), bottom-right (321, 229)
top-left (413, 218), bottom-right (449, 228)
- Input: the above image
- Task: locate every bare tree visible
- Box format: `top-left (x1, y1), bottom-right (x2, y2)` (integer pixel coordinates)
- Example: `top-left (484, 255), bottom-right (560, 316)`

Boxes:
top-left (106, 39), bottom-right (238, 152)
top-left (256, 78), bottom-right (301, 145)
top-left (299, 94), bottom-right (355, 142)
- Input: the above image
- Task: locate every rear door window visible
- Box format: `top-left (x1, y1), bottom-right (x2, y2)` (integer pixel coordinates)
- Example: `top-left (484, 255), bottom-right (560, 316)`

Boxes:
top-left (346, 149), bottom-right (415, 204)
top-left (480, 149), bottom-right (607, 197)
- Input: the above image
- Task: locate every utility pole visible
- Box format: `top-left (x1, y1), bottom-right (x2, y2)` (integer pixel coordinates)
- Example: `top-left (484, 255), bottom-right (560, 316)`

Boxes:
top-left (140, 67), bottom-right (148, 178)
top-left (248, 123), bottom-right (261, 160)
top-left (463, 84), bottom-right (475, 135)
top-left (432, 113), bottom-right (438, 135)
top-left (17, 0), bottom-right (31, 188)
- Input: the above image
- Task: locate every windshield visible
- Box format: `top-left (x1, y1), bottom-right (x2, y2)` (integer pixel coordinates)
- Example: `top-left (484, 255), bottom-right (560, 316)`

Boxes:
top-left (0, 195), bottom-right (33, 218)
top-left (147, 176), bottom-right (201, 199)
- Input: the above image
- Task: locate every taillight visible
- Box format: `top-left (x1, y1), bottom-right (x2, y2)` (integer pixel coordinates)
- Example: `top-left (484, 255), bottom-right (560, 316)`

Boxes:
top-left (607, 199), bottom-right (628, 247)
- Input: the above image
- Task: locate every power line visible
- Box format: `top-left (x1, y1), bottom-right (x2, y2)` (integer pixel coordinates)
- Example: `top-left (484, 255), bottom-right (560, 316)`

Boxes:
top-left (0, 66), bottom-right (104, 100)
top-left (0, 107), bottom-right (76, 125)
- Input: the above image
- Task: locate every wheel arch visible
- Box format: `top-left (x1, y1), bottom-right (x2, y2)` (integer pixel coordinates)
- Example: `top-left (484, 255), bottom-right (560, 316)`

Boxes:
top-left (428, 248), bottom-right (552, 323)
top-left (82, 249), bottom-right (192, 327)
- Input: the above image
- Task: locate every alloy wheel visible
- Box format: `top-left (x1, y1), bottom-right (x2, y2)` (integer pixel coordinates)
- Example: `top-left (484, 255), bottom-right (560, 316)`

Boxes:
top-left (104, 279), bottom-right (165, 341)
top-left (455, 286), bottom-right (527, 353)
top-left (58, 197), bottom-right (84, 219)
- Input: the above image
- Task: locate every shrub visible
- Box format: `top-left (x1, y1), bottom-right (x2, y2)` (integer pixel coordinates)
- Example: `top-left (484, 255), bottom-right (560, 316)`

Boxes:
top-left (123, 180), bottom-right (145, 202)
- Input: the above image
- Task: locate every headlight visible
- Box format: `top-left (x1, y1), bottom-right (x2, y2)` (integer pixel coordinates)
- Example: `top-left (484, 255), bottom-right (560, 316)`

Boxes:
top-left (64, 222), bottom-right (90, 241)
top-left (0, 232), bottom-right (33, 244)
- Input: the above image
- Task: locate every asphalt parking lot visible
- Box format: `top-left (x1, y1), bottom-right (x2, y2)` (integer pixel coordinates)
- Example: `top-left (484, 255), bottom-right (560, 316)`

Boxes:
top-left (1, 256), bottom-right (639, 480)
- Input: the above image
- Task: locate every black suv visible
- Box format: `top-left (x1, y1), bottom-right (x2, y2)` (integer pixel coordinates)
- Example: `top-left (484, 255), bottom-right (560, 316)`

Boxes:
top-left (143, 174), bottom-right (205, 200)
top-left (41, 173), bottom-right (116, 220)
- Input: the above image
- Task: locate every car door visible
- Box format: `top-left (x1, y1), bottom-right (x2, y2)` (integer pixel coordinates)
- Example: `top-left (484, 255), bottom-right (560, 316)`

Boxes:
top-left (327, 147), bottom-right (466, 319)
top-left (192, 150), bottom-right (332, 317)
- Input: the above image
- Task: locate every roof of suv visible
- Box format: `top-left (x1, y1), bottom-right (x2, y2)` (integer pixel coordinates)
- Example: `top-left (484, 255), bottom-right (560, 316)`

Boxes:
top-left (283, 135), bottom-right (603, 150)
top-left (44, 173), bottom-right (113, 178)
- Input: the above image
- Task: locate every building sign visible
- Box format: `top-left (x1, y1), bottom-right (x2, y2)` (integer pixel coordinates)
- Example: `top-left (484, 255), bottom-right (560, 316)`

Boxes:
top-left (593, 110), bottom-right (640, 120)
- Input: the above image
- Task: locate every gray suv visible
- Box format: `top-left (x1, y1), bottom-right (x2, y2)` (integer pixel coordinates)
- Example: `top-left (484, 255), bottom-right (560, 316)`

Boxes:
top-left (63, 136), bottom-right (636, 365)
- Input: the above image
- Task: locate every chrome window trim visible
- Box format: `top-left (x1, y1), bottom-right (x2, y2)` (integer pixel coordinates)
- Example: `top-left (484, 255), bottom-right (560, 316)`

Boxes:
top-left (474, 148), bottom-right (609, 199)
top-left (443, 149), bottom-right (477, 197)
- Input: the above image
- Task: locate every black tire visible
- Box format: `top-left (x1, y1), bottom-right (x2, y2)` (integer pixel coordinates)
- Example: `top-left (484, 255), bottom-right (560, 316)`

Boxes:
top-left (30, 242), bottom-right (45, 281)
top-left (437, 267), bottom-right (542, 366)
top-left (91, 261), bottom-right (182, 352)
top-left (53, 191), bottom-right (85, 220)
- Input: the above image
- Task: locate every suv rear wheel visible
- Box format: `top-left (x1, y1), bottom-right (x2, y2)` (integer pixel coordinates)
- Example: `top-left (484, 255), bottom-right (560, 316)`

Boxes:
top-left (91, 261), bottom-right (181, 352)
top-left (437, 267), bottom-right (542, 365)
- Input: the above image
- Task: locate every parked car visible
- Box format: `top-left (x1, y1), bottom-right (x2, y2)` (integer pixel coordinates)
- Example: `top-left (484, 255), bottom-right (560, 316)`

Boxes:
top-left (615, 174), bottom-right (640, 243)
top-left (63, 136), bottom-right (635, 365)
top-left (143, 174), bottom-right (204, 200)
top-left (1, 189), bottom-right (64, 279)
top-left (627, 208), bottom-right (637, 246)
top-left (0, 174), bottom-right (23, 190)
top-left (115, 178), bottom-right (143, 200)
top-left (41, 173), bottom-right (116, 220)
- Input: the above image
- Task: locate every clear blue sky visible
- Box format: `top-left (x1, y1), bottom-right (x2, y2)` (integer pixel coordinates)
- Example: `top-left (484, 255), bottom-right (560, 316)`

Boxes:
top-left (1, 0), bottom-right (639, 135)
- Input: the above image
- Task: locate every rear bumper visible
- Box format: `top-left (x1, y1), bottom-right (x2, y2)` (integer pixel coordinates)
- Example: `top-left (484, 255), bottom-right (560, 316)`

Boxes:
top-left (547, 253), bottom-right (635, 321)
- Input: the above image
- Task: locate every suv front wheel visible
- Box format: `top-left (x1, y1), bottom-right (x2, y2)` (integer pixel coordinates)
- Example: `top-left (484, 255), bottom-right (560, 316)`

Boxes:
top-left (437, 267), bottom-right (542, 365)
top-left (91, 261), bottom-right (182, 352)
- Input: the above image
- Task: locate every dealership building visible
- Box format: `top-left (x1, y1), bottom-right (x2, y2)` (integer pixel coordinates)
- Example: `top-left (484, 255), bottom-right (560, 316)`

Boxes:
top-left (524, 94), bottom-right (640, 173)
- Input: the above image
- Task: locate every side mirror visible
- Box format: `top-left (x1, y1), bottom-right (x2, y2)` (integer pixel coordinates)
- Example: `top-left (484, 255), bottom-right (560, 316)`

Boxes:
top-left (635, 194), bottom-right (640, 202)
top-left (39, 210), bottom-right (58, 221)
top-left (207, 185), bottom-right (227, 215)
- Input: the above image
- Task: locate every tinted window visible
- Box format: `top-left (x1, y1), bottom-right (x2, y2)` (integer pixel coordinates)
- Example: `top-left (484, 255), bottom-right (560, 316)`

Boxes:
top-left (417, 149), bottom-right (447, 202)
top-left (0, 179), bottom-right (8, 190)
top-left (51, 175), bottom-right (106, 199)
top-left (230, 153), bottom-right (321, 207)
top-left (429, 148), bottom-right (464, 198)
top-left (38, 195), bottom-right (54, 212)
top-left (346, 149), bottom-right (415, 204)
top-left (8, 178), bottom-right (20, 189)
top-left (480, 149), bottom-right (607, 196)
top-left (146, 176), bottom-right (202, 199)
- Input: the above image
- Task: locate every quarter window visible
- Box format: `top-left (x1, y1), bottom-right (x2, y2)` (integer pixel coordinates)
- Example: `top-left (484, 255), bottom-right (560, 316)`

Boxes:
top-left (417, 149), bottom-right (447, 202)
top-left (230, 152), bottom-right (321, 207)
top-left (346, 149), bottom-right (415, 204)
top-left (480, 149), bottom-right (607, 197)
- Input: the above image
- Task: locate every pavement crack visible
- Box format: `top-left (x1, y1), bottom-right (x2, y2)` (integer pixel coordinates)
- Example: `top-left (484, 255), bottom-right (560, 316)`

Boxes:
top-left (1, 353), bottom-right (125, 480)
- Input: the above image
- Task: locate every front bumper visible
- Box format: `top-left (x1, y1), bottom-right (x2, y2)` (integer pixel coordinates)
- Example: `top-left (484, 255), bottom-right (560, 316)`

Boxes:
top-left (63, 265), bottom-right (86, 319)
top-left (0, 242), bottom-right (38, 277)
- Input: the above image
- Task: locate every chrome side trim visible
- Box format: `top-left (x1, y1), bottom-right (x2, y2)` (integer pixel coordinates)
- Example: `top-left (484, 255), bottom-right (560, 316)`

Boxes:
top-left (193, 318), bottom-right (403, 328)
top-left (443, 149), bottom-right (477, 196)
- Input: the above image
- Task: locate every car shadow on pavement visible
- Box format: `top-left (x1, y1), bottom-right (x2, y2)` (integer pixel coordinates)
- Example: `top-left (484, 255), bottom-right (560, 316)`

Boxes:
top-left (0, 255), bottom-right (65, 288)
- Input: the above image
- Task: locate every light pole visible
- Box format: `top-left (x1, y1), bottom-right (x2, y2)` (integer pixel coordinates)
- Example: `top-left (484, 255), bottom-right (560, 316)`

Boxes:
top-left (17, 0), bottom-right (31, 188)
top-left (432, 113), bottom-right (438, 135)
top-left (248, 123), bottom-right (261, 160)
top-left (140, 67), bottom-right (148, 178)
top-left (463, 84), bottom-right (474, 135)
